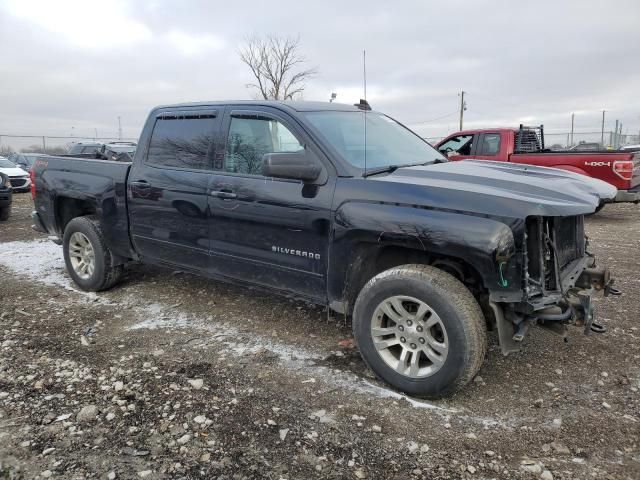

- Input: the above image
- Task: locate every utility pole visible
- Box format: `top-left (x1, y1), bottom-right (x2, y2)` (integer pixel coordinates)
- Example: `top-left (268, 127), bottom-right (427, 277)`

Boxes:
top-left (94, 128), bottom-right (98, 140)
top-left (614, 120), bottom-right (619, 148)
top-left (118, 116), bottom-right (122, 141)
top-left (619, 122), bottom-right (623, 147)
top-left (459, 91), bottom-right (466, 131)
top-left (600, 110), bottom-right (606, 146)
top-left (570, 113), bottom-right (575, 147)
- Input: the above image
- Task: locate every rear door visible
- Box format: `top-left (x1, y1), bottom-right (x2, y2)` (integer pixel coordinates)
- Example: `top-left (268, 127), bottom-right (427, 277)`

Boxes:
top-left (127, 109), bottom-right (220, 269)
top-left (473, 132), bottom-right (503, 161)
top-left (207, 106), bottom-right (335, 301)
top-left (437, 133), bottom-right (477, 161)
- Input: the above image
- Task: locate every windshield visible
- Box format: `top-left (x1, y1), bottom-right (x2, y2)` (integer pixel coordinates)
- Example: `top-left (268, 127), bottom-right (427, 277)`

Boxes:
top-left (0, 158), bottom-right (17, 168)
top-left (304, 111), bottom-right (446, 169)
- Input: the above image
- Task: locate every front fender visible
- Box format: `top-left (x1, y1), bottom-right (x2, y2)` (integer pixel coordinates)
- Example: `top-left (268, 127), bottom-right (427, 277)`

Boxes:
top-left (328, 202), bottom-right (524, 309)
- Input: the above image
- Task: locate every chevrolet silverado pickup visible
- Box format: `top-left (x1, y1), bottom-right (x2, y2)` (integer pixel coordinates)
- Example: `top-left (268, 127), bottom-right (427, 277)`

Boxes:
top-left (436, 126), bottom-right (640, 207)
top-left (30, 101), bottom-right (618, 398)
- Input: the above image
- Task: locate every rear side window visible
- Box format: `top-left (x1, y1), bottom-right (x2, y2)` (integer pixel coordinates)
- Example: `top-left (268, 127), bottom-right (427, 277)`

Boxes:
top-left (147, 114), bottom-right (218, 170)
top-left (479, 133), bottom-right (501, 155)
top-left (225, 116), bottom-right (303, 175)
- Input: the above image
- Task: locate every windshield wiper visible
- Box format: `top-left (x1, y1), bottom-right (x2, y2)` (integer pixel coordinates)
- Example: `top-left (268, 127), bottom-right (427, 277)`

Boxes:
top-left (362, 164), bottom-right (401, 177)
top-left (362, 161), bottom-right (436, 177)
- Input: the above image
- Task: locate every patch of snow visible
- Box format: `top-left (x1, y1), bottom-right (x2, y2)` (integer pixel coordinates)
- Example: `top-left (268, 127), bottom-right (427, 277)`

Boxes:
top-left (0, 239), bottom-right (102, 300)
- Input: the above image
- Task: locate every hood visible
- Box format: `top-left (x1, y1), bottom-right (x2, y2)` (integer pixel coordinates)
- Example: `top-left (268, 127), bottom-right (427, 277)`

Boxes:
top-left (472, 160), bottom-right (617, 201)
top-left (371, 160), bottom-right (612, 217)
top-left (0, 166), bottom-right (28, 177)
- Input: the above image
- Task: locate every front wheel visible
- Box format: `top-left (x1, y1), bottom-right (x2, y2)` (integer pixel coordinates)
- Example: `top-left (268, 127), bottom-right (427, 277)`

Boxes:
top-left (62, 216), bottom-right (123, 291)
top-left (352, 264), bottom-right (487, 398)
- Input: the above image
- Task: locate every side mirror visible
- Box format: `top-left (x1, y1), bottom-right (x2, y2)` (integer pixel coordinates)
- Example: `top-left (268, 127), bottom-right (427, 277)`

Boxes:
top-left (262, 151), bottom-right (321, 182)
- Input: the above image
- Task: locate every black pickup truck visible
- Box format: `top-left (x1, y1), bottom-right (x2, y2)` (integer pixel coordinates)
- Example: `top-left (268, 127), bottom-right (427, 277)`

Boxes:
top-left (30, 100), bottom-right (618, 398)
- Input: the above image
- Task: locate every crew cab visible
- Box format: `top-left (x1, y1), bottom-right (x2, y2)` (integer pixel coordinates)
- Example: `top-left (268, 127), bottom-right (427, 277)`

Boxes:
top-left (30, 101), bottom-right (618, 398)
top-left (436, 126), bottom-right (640, 205)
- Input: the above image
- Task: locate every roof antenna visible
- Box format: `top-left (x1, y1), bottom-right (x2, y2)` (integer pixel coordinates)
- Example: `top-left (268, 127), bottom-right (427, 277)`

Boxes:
top-left (363, 50), bottom-right (367, 176)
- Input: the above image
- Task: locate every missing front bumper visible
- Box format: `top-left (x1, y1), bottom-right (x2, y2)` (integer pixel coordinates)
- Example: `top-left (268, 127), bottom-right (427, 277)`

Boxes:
top-left (492, 265), bottom-right (618, 355)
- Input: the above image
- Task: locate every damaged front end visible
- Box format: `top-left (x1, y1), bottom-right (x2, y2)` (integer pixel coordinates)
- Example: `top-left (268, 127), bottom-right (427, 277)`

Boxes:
top-left (492, 215), bottom-right (620, 355)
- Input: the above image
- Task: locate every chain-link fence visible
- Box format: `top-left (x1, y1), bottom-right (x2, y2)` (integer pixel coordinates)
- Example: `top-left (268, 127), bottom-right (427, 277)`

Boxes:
top-left (0, 134), bottom-right (138, 156)
top-left (1, 130), bottom-right (638, 157)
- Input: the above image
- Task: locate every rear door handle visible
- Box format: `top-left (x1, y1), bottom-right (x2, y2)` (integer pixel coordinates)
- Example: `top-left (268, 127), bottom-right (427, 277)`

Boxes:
top-left (209, 190), bottom-right (237, 199)
top-left (130, 180), bottom-right (150, 188)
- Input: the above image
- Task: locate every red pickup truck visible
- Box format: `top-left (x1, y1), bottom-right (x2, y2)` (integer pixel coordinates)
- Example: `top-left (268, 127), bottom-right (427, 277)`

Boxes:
top-left (435, 126), bottom-right (640, 204)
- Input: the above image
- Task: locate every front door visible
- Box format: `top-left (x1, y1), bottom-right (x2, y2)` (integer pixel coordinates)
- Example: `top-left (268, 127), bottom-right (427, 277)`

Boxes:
top-left (128, 109), bottom-right (220, 269)
top-left (207, 106), bottom-right (335, 301)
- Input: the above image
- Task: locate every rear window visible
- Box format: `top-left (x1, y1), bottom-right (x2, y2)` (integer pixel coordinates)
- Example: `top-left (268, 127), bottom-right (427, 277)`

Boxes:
top-left (147, 114), bottom-right (218, 170)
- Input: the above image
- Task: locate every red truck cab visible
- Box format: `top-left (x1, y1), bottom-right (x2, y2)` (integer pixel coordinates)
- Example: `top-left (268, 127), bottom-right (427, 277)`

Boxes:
top-left (436, 127), bottom-right (640, 204)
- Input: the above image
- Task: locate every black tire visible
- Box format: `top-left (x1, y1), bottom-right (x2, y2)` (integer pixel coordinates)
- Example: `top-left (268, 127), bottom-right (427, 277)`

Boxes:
top-left (594, 202), bottom-right (605, 214)
top-left (0, 206), bottom-right (10, 221)
top-left (62, 215), bottom-right (123, 291)
top-left (352, 264), bottom-right (487, 398)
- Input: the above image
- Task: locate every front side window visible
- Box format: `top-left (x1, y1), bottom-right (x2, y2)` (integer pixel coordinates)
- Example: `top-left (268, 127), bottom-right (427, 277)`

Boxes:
top-left (438, 134), bottom-right (474, 156)
top-left (147, 115), bottom-right (217, 170)
top-left (478, 133), bottom-right (501, 155)
top-left (225, 116), bottom-right (303, 175)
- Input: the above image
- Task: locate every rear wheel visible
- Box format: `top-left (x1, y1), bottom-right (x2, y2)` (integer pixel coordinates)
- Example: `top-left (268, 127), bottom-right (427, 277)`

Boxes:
top-left (0, 206), bottom-right (10, 221)
top-left (63, 216), bottom-right (123, 291)
top-left (352, 264), bottom-right (487, 398)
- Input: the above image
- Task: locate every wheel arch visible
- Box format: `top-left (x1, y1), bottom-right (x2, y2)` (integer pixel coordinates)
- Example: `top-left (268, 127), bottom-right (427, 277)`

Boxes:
top-left (336, 242), bottom-right (490, 317)
top-left (55, 196), bottom-right (98, 236)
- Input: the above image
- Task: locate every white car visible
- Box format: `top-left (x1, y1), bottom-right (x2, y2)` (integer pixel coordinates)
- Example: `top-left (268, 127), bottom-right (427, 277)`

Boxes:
top-left (0, 156), bottom-right (31, 192)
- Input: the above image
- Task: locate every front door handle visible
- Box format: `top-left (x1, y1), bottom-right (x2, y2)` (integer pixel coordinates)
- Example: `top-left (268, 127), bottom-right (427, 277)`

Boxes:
top-left (209, 190), bottom-right (237, 199)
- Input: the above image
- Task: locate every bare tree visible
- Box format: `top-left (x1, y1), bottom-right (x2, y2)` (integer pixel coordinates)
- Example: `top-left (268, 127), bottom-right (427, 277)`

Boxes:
top-left (239, 35), bottom-right (317, 100)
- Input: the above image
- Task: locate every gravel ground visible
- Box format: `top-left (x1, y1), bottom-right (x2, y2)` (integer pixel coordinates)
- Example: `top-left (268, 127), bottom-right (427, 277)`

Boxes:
top-left (0, 193), bottom-right (638, 480)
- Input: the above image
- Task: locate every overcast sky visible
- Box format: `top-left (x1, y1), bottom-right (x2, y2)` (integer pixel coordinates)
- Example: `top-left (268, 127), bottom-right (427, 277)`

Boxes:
top-left (1, 0), bottom-right (639, 147)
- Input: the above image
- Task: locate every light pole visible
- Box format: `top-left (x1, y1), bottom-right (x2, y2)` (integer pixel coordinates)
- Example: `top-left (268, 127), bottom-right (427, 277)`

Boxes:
top-left (459, 91), bottom-right (467, 131)
top-left (570, 113), bottom-right (574, 147)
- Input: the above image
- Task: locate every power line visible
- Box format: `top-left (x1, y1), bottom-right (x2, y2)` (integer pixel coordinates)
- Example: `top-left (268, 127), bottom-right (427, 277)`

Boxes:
top-left (410, 111), bottom-right (459, 125)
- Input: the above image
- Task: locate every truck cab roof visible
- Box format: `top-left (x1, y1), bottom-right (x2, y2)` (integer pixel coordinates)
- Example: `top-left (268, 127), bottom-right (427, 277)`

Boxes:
top-left (153, 100), bottom-right (367, 113)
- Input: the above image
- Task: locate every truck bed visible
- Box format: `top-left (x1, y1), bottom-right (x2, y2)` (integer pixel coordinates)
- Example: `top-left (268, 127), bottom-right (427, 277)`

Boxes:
top-left (32, 155), bottom-right (134, 259)
top-left (511, 151), bottom-right (640, 190)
